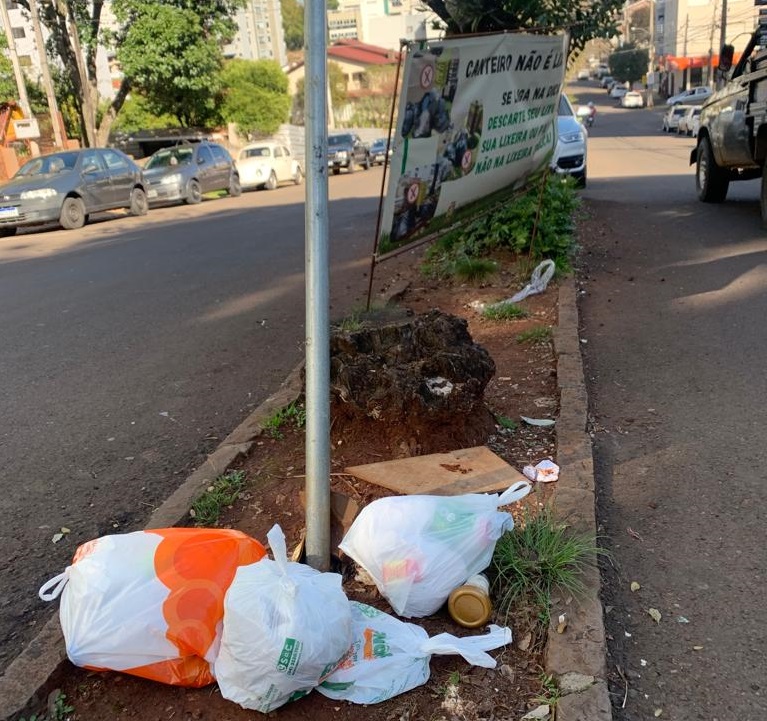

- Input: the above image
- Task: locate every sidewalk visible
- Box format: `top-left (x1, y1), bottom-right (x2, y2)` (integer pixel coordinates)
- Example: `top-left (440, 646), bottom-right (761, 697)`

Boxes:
top-left (1, 250), bottom-right (611, 721)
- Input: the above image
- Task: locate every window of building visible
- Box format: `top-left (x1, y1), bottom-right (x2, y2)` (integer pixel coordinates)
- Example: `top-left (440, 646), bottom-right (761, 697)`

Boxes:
top-left (5, 1), bottom-right (18, 9)
top-left (18, 55), bottom-right (32, 67)
top-left (11, 26), bottom-right (25, 39)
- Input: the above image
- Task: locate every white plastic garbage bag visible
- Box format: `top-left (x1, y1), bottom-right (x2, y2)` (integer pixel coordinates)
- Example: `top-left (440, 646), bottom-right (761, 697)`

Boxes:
top-left (38, 528), bottom-right (266, 687)
top-left (214, 525), bottom-right (353, 712)
top-left (318, 602), bottom-right (512, 704)
top-left (339, 481), bottom-right (531, 617)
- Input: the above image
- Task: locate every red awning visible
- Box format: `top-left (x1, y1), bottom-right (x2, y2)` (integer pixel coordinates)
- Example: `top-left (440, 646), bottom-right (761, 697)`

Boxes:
top-left (661, 51), bottom-right (743, 70)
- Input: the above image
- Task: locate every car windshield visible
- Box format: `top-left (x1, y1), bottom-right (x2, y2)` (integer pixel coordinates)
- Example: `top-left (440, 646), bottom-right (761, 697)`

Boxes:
top-left (329, 134), bottom-right (353, 146)
top-left (241, 147), bottom-right (271, 159)
top-left (673, 108), bottom-right (687, 116)
top-left (558, 95), bottom-right (574, 117)
top-left (145, 147), bottom-right (194, 169)
top-left (17, 152), bottom-right (79, 177)
top-left (372, 139), bottom-right (387, 149)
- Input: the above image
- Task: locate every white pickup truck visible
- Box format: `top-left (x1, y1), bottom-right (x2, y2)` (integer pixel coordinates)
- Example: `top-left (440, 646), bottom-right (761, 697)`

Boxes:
top-left (692, 31), bottom-right (767, 224)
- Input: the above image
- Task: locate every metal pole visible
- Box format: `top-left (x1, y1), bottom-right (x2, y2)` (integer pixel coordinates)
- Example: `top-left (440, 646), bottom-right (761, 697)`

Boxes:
top-left (0, 0), bottom-right (31, 117)
top-left (29, 0), bottom-right (64, 148)
top-left (719, 0), bottom-right (728, 53)
top-left (304, 0), bottom-right (330, 571)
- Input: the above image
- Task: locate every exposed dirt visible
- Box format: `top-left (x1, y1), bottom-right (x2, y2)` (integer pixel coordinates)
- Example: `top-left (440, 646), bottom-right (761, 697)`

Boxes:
top-left (58, 247), bottom-right (561, 721)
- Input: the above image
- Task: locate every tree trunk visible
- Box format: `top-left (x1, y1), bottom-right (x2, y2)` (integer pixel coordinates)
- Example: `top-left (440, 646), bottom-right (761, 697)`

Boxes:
top-left (96, 79), bottom-right (131, 146)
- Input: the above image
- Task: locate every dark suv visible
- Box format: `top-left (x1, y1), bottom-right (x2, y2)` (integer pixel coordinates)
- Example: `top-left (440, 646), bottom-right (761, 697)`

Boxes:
top-left (327, 133), bottom-right (370, 174)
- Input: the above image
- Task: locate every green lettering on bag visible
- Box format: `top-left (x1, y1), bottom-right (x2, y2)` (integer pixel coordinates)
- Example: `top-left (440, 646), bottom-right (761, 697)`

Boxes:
top-left (276, 637), bottom-right (303, 675)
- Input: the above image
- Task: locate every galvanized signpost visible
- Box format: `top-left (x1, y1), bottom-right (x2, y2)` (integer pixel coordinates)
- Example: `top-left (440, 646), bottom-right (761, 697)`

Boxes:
top-left (303, 0), bottom-right (331, 571)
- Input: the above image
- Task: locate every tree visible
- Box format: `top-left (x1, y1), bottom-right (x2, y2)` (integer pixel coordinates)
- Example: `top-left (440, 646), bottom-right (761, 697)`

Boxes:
top-left (219, 59), bottom-right (290, 136)
top-left (421, 0), bottom-right (623, 54)
top-left (608, 44), bottom-right (649, 84)
top-left (116, 3), bottom-right (224, 127)
top-left (293, 61), bottom-right (347, 125)
top-left (24, 0), bottom-right (242, 146)
top-left (280, 0), bottom-right (303, 51)
top-left (113, 93), bottom-right (181, 133)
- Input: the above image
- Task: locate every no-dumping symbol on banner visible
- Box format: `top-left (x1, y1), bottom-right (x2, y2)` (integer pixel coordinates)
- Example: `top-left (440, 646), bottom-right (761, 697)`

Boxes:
top-left (461, 150), bottom-right (473, 172)
top-left (407, 182), bottom-right (420, 204)
top-left (420, 64), bottom-right (435, 89)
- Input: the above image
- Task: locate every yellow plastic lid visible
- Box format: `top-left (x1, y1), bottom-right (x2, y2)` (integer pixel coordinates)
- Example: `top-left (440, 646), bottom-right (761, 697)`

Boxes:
top-left (447, 585), bottom-right (493, 628)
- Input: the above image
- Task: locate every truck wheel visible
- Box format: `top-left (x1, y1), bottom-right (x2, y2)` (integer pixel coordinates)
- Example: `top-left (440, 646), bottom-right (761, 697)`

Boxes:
top-left (696, 137), bottom-right (729, 203)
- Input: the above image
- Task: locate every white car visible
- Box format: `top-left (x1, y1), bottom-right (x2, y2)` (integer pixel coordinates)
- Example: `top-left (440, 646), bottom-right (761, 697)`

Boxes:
top-left (237, 142), bottom-right (303, 190)
top-left (553, 94), bottom-right (587, 186)
top-left (662, 105), bottom-right (691, 132)
top-left (621, 91), bottom-right (644, 108)
top-left (678, 106), bottom-right (702, 136)
top-left (610, 85), bottom-right (629, 99)
top-left (577, 69), bottom-right (590, 81)
top-left (666, 86), bottom-right (712, 106)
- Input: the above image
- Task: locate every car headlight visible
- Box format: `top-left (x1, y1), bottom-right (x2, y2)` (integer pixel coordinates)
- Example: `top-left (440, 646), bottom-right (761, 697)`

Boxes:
top-left (20, 188), bottom-right (57, 200)
top-left (560, 131), bottom-right (584, 144)
top-left (161, 173), bottom-right (183, 185)
top-left (336, 150), bottom-right (348, 159)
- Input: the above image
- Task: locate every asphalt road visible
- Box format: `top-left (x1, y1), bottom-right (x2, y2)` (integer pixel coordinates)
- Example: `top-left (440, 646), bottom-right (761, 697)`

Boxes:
top-left (0, 169), bottom-right (385, 670)
top-left (576, 82), bottom-right (767, 719)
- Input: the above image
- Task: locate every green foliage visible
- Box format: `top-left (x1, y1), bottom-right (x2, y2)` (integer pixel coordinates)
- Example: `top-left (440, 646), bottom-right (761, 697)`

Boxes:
top-left (608, 43), bottom-right (649, 84)
top-left (263, 401), bottom-right (307, 439)
top-left (534, 673), bottom-right (562, 707)
top-left (219, 59), bottom-right (290, 135)
top-left (116, 3), bottom-right (225, 126)
top-left (0, 36), bottom-right (17, 103)
top-left (19, 691), bottom-right (74, 721)
top-left (452, 256), bottom-right (497, 283)
top-left (113, 94), bottom-right (181, 133)
top-left (190, 471), bottom-right (246, 526)
top-left (482, 302), bottom-right (527, 321)
top-left (294, 62), bottom-right (347, 125)
top-left (516, 326), bottom-right (552, 344)
top-left (421, 0), bottom-right (624, 54)
top-left (491, 509), bottom-right (604, 624)
top-left (425, 176), bottom-right (579, 278)
top-left (495, 414), bottom-right (517, 431)
top-left (281, 0), bottom-right (304, 51)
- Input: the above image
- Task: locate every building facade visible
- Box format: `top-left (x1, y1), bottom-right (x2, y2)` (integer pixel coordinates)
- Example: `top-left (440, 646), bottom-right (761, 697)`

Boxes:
top-left (327, 0), bottom-right (435, 50)
top-left (223, 0), bottom-right (288, 68)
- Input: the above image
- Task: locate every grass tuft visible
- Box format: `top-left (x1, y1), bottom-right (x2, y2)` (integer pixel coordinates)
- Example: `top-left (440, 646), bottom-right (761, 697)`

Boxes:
top-left (263, 400), bottom-right (307, 439)
top-left (451, 256), bottom-right (497, 283)
top-left (482, 302), bottom-right (527, 321)
top-left (20, 692), bottom-right (74, 721)
top-left (190, 470), bottom-right (246, 526)
top-left (491, 509), bottom-right (604, 626)
top-left (495, 414), bottom-right (517, 431)
top-left (516, 326), bottom-right (552, 344)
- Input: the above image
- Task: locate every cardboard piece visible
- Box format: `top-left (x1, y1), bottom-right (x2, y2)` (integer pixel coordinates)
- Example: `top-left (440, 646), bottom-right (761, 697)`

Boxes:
top-left (345, 446), bottom-right (527, 496)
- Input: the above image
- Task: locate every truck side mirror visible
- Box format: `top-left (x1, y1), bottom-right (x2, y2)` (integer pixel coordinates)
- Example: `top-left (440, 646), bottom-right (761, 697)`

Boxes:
top-left (718, 44), bottom-right (734, 73)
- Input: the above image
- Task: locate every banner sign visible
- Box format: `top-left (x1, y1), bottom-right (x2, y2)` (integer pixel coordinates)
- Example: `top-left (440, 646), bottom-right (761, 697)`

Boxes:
top-left (378, 32), bottom-right (569, 254)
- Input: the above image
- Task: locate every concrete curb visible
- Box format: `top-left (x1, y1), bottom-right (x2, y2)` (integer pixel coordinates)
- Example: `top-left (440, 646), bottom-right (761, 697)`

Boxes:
top-left (0, 364), bottom-right (306, 721)
top-left (546, 278), bottom-right (613, 721)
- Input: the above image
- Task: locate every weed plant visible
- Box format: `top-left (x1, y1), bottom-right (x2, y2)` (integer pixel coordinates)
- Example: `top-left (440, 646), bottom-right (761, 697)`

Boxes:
top-left (452, 256), bottom-right (497, 283)
top-left (263, 400), bottom-right (307, 438)
top-left (491, 509), bottom-right (604, 625)
top-left (424, 176), bottom-right (580, 279)
top-left (482, 302), bottom-right (527, 321)
top-left (191, 470), bottom-right (246, 526)
top-left (516, 326), bottom-right (552, 344)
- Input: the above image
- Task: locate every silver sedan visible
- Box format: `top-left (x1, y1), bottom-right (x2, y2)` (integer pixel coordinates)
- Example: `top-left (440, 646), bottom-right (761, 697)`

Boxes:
top-left (0, 148), bottom-right (148, 236)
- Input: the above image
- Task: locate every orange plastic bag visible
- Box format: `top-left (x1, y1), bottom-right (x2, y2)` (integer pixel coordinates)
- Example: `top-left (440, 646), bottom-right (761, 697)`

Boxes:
top-left (40, 528), bottom-right (266, 687)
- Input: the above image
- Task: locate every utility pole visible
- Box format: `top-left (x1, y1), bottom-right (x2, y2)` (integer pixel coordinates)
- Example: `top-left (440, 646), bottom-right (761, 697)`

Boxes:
top-left (707, 0), bottom-right (719, 86)
top-left (0, 0), bottom-right (32, 117)
top-left (29, 0), bottom-right (64, 148)
top-left (682, 14), bottom-right (689, 90)
top-left (719, 0), bottom-right (728, 53)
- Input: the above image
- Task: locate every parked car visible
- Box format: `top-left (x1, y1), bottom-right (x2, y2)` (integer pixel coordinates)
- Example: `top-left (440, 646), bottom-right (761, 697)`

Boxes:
top-left (143, 141), bottom-right (240, 205)
top-left (0, 148), bottom-right (148, 236)
top-left (690, 112), bottom-right (701, 138)
top-left (369, 138), bottom-right (392, 166)
top-left (600, 75), bottom-right (615, 88)
top-left (327, 133), bottom-right (370, 174)
top-left (620, 91), bottom-right (644, 108)
top-left (596, 64), bottom-right (610, 79)
top-left (236, 143), bottom-right (303, 190)
top-left (678, 106), bottom-right (702, 136)
top-left (577, 69), bottom-right (591, 81)
top-left (553, 94), bottom-right (587, 186)
top-left (610, 85), bottom-right (629, 99)
top-left (666, 86), bottom-right (712, 106)
top-left (662, 104), bottom-right (691, 132)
